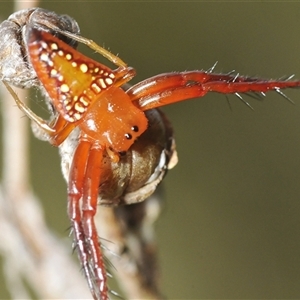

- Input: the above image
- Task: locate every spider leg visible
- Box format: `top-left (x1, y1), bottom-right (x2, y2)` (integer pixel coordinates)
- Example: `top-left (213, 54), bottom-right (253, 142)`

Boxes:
top-left (3, 81), bottom-right (79, 146)
top-left (68, 140), bottom-right (108, 299)
top-left (126, 71), bottom-right (261, 102)
top-left (81, 145), bottom-right (108, 299)
top-left (49, 116), bottom-right (78, 146)
top-left (126, 71), bottom-right (300, 111)
top-left (113, 66), bottom-right (136, 87)
top-left (36, 19), bottom-right (127, 68)
top-left (3, 81), bottom-right (55, 134)
top-left (67, 140), bottom-right (100, 299)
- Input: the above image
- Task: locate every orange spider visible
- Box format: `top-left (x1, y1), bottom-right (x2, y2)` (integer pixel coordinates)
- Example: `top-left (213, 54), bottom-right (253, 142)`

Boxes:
top-left (4, 9), bottom-right (300, 300)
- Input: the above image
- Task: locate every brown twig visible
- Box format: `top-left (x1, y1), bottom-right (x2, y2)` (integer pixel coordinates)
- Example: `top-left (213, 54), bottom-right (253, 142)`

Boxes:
top-left (0, 1), bottom-right (91, 298)
top-left (0, 2), bottom-right (164, 299)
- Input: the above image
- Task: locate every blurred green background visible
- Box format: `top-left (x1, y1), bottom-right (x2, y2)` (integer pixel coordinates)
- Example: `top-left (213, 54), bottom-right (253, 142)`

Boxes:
top-left (1, 1), bottom-right (300, 299)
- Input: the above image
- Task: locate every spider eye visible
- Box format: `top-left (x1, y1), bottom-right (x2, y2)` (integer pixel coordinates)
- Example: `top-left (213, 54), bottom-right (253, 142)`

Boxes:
top-left (131, 125), bottom-right (139, 132)
top-left (125, 133), bottom-right (132, 140)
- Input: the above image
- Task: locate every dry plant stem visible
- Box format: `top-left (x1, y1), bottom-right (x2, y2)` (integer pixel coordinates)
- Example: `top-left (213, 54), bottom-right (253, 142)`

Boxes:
top-left (0, 1), bottom-right (90, 299)
top-left (0, 91), bottom-right (162, 298)
top-left (96, 205), bottom-right (162, 299)
top-left (0, 2), bottom-right (163, 299)
top-left (0, 83), bottom-right (92, 299)
top-left (3, 0), bottom-right (35, 204)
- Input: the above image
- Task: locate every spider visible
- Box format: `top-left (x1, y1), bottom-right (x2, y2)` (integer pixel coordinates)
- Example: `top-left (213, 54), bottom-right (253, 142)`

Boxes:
top-left (3, 8), bottom-right (300, 300)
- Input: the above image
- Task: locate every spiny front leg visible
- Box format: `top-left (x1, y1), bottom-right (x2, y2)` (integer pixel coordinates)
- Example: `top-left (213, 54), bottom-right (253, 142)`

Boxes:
top-left (81, 145), bottom-right (108, 299)
top-left (67, 140), bottom-right (100, 299)
top-left (126, 71), bottom-right (300, 111)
